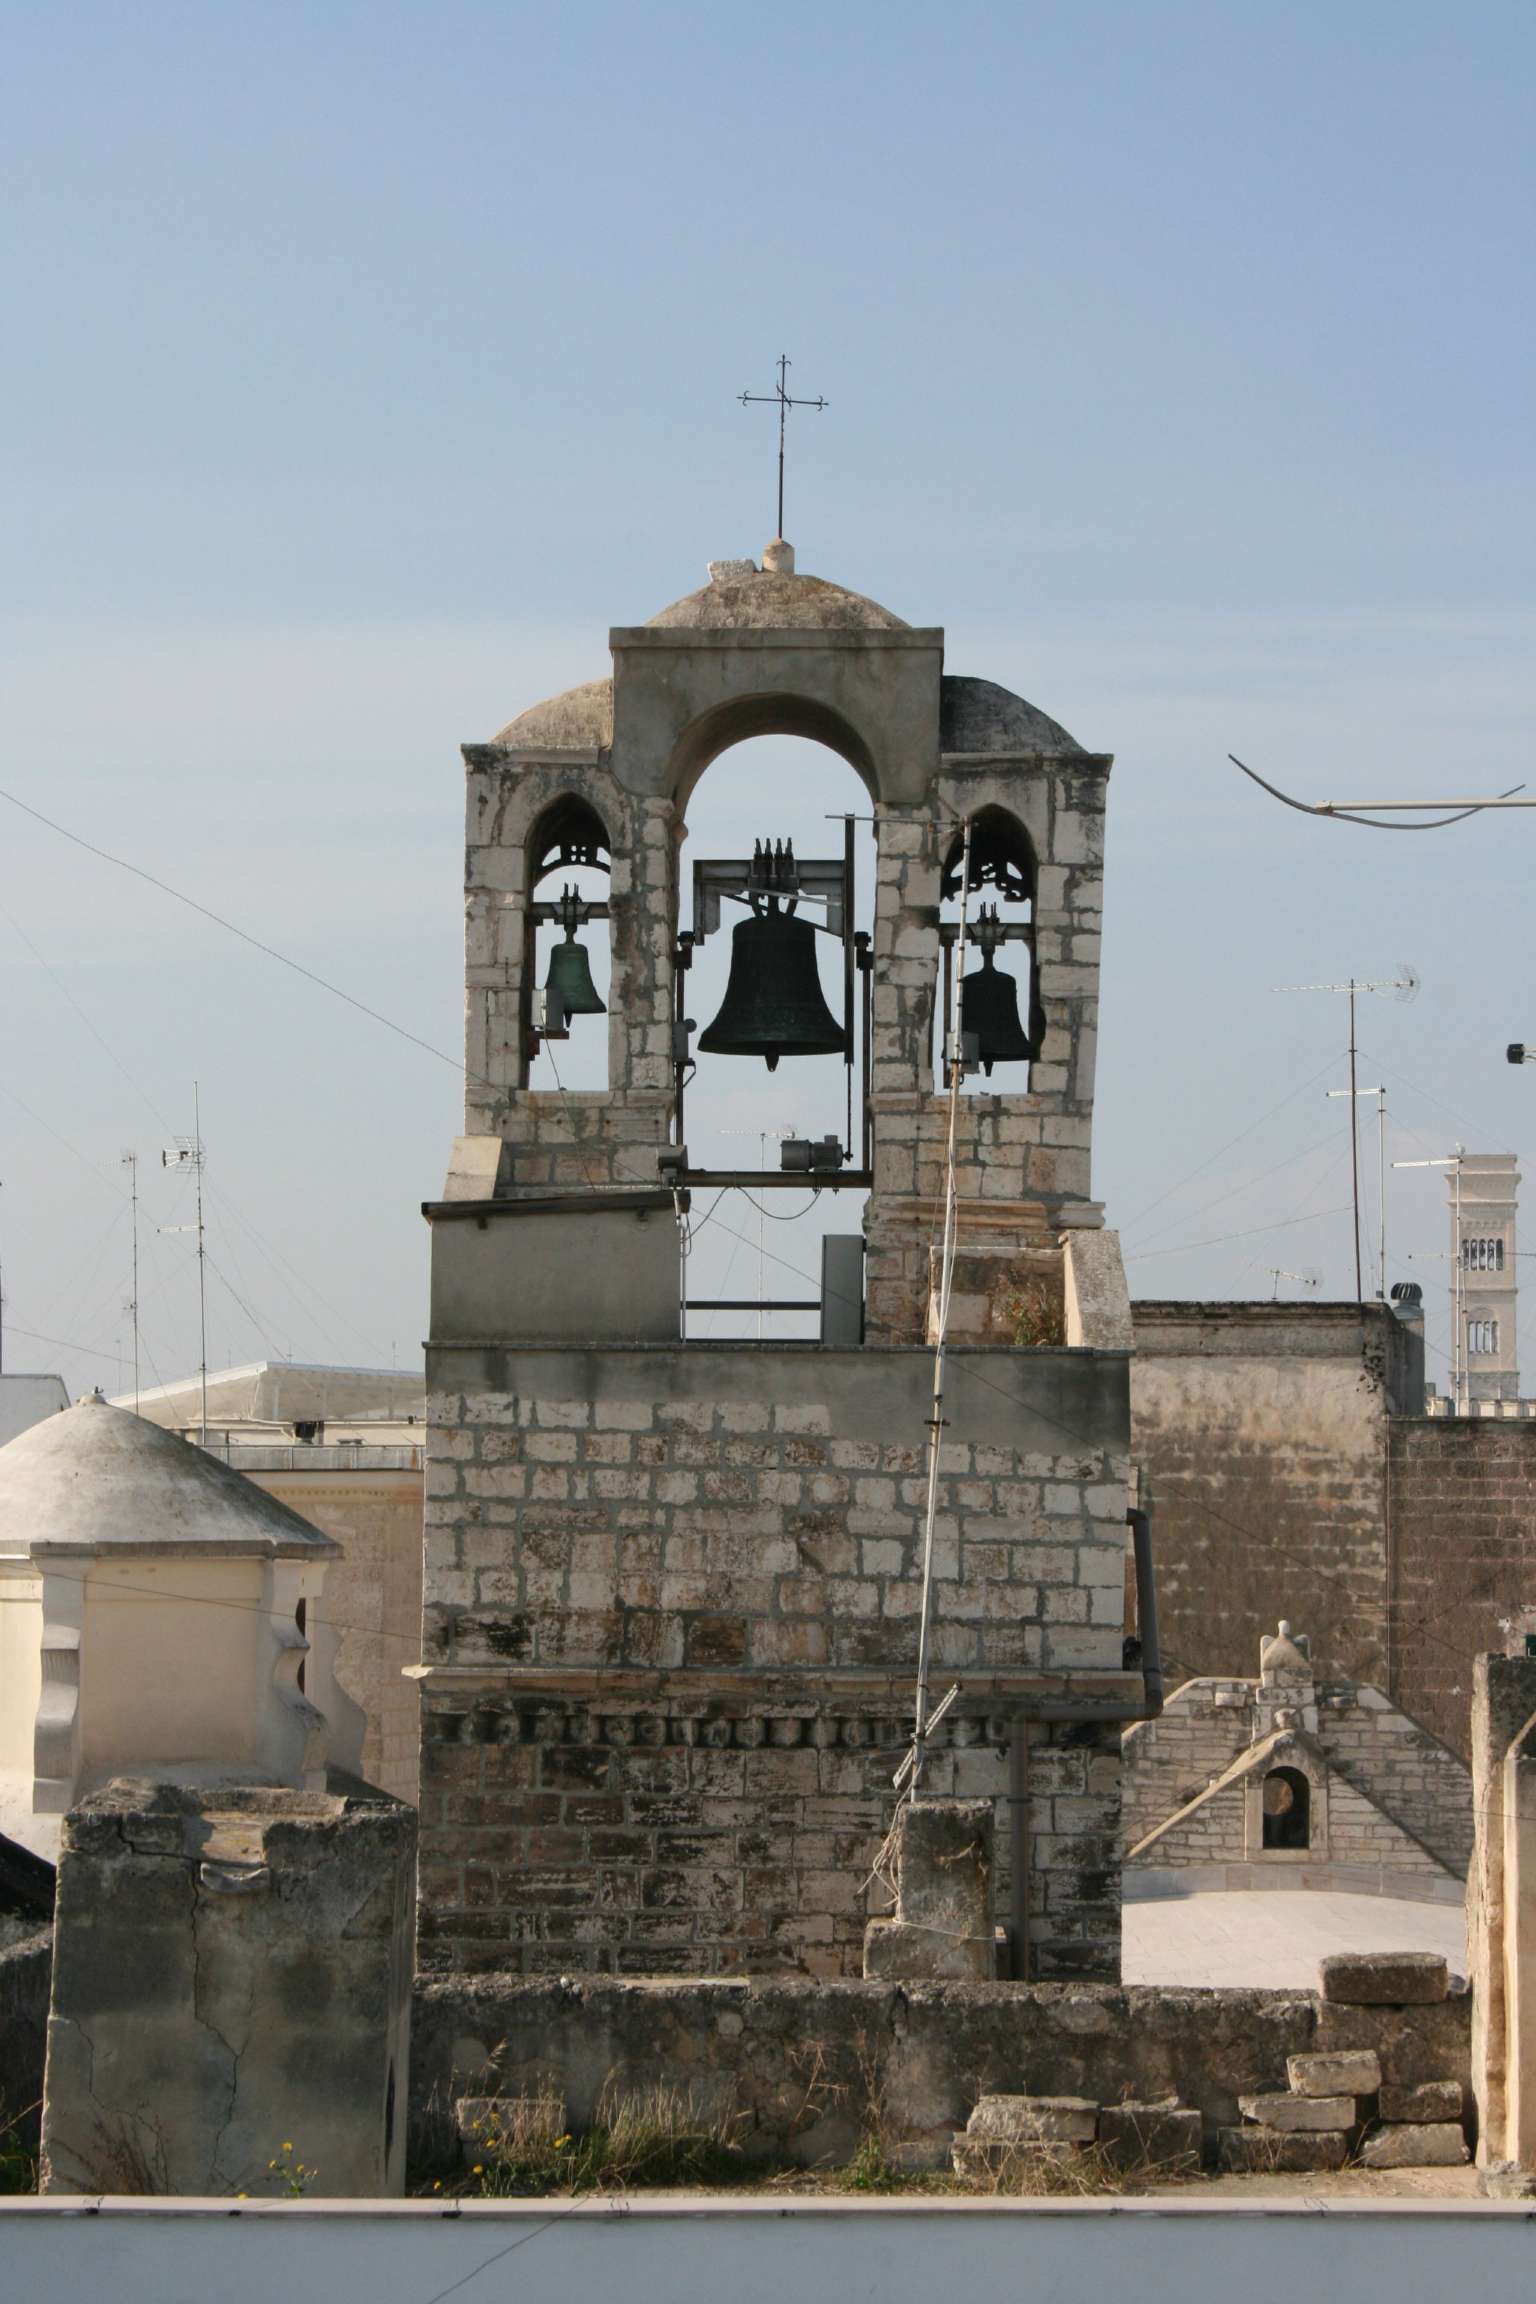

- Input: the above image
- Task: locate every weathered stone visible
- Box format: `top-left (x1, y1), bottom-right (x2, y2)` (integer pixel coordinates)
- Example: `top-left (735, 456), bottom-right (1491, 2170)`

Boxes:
top-left (1218, 2127), bottom-right (1349, 2173)
top-left (864, 1918), bottom-right (989, 1983)
top-left (41, 1776), bottom-right (415, 2197)
top-left (1379, 2079), bottom-right (1462, 2123)
top-left (1287, 2049), bottom-right (1381, 2097)
top-left (1097, 2100), bottom-right (1201, 2173)
top-left (966, 2094), bottom-right (1098, 2145)
top-left (1360, 2120), bottom-right (1469, 2169)
top-left (1237, 2091), bottom-right (1354, 2132)
top-left (1318, 1951), bottom-right (1449, 2006)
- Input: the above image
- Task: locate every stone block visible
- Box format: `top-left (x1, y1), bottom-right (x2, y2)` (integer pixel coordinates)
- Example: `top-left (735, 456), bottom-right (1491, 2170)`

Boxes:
top-left (1319, 1952), bottom-right (1450, 2005)
top-left (1097, 2100), bottom-right (1202, 2173)
top-left (1237, 2092), bottom-right (1355, 2132)
top-left (862, 1917), bottom-right (990, 1982)
top-left (1287, 2049), bottom-right (1381, 2097)
top-left (966, 2094), bottom-right (1098, 2145)
top-left (1360, 2120), bottom-right (1469, 2169)
top-left (41, 1777), bottom-right (415, 2197)
top-left (1218, 2127), bottom-right (1349, 2173)
top-left (1379, 2080), bottom-right (1463, 2123)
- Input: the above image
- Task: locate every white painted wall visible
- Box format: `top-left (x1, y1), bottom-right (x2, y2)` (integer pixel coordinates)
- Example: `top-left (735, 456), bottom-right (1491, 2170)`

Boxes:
top-left (0, 1565), bottom-right (43, 1779)
top-left (0, 2197), bottom-right (1529, 2304)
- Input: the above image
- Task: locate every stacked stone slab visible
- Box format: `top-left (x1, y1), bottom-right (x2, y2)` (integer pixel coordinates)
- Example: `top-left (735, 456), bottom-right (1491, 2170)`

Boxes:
top-left (953, 2092), bottom-right (1200, 2178)
top-left (1219, 1953), bottom-right (1469, 2172)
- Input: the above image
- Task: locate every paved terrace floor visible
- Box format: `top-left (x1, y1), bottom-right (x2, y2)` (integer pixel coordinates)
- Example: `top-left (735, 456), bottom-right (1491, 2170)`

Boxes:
top-left (1123, 1889), bottom-right (1467, 1988)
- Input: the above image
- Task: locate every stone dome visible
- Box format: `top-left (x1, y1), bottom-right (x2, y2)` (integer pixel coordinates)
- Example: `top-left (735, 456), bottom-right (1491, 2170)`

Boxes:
top-left (940, 675), bottom-right (1084, 757)
top-left (646, 560), bottom-right (910, 634)
top-left (0, 1396), bottom-right (338, 1558)
top-left (494, 678), bottom-right (614, 751)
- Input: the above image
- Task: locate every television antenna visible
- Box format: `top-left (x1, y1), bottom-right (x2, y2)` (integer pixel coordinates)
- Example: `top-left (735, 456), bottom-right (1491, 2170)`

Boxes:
top-left (1275, 968), bottom-right (1418, 1300)
top-left (1267, 1266), bottom-right (1321, 1300)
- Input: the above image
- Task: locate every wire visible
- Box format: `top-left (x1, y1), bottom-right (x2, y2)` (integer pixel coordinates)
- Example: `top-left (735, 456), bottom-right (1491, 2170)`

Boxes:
top-left (1357, 1045), bottom-right (1516, 1158)
top-left (1126, 1204), bottom-right (1353, 1262)
top-left (1126, 1126), bottom-right (1344, 1253)
top-left (0, 781), bottom-right (469, 1083)
top-left (1117, 1058), bottom-right (1337, 1237)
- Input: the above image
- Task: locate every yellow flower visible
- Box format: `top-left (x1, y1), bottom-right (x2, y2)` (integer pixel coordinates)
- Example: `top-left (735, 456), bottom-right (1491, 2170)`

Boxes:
top-left (472, 2163), bottom-right (483, 2176)
top-left (555, 2135), bottom-right (570, 2149)
top-left (282, 2141), bottom-right (293, 2154)
top-left (433, 2180), bottom-right (443, 2192)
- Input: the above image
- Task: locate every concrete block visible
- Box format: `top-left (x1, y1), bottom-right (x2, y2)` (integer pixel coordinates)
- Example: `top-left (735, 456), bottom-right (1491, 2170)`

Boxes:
top-left (862, 1916), bottom-right (990, 1983)
top-left (1319, 1951), bottom-right (1450, 2005)
top-left (1379, 2080), bottom-right (1463, 2123)
top-left (1237, 2092), bottom-right (1355, 2132)
top-left (1097, 2100), bottom-right (1202, 2173)
top-left (1287, 2049), bottom-right (1382, 2097)
top-left (1218, 2127), bottom-right (1349, 2174)
top-left (1360, 2120), bottom-right (1469, 2169)
top-left (966, 2094), bottom-right (1098, 2145)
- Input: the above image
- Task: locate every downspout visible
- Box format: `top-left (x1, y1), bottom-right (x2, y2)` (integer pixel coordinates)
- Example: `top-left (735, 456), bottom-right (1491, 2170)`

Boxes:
top-left (1009, 1506), bottom-right (1163, 1974)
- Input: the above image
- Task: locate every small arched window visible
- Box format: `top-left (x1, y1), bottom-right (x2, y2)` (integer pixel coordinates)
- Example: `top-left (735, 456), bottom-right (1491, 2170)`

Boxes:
top-left (526, 797), bottom-right (612, 1088)
top-left (934, 807), bottom-right (1038, 1093)
top-left (1469, 1318), bottom-right (1500, 1356)
top-left (1261, 1766), bottom-right (1310, 1851)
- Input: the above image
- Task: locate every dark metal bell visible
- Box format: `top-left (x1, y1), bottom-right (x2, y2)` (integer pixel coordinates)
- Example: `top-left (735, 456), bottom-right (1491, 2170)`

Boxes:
top-left (698, 902), bottom-right (846, 1071)
top-left (961, 954), bottom-right (1032, 1076)
top-left (544, 931), bottom-right (606, 1017)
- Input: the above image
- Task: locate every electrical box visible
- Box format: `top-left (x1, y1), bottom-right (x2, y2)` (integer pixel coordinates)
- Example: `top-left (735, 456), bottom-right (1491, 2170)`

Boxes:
top-left (820, 1235), bottom-right (865, 1347)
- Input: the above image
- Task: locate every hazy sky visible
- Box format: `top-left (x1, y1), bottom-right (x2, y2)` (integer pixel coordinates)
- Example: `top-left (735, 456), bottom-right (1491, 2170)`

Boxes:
top-left (2, 1), bottom-right (1532, 1405)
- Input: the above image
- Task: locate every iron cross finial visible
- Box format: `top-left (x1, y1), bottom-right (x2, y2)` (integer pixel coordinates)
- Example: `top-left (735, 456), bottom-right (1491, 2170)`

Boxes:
top-left (739, 353), bottom-right (827, 543)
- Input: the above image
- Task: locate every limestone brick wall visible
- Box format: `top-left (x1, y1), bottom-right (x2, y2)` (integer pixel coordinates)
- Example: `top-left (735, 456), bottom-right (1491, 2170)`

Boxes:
top-left (1123, 1673), bottom-right (1471, 1882)
top-left (417, 1346), bottom-right (1132, 1981)
top-left (1389, 1420), bottom-right (1536, 1759)
top-left (1129, 1304), bottom-right (1417, 1690)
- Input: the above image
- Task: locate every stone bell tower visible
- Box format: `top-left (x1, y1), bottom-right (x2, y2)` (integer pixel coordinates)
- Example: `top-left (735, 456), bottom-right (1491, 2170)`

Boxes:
top-left (417, 543), bottom-right (1144, 1983)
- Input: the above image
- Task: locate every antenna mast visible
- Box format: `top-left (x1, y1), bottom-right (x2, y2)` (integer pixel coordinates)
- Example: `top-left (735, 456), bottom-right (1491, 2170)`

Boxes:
top-left (1277, 967), bottom-right (1418, 1300)
top-left (121, 1150), bottom-right (141, 1411)
top-left (161, 1091), bottom-right (209, 1446)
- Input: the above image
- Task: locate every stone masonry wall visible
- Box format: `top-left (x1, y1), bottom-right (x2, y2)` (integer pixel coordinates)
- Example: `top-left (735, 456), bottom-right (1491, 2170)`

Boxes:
top-left (1123, 1676), bottom-right (1472, 1875)
top-left (1389, 1420), bottom-right (1536, 1759)
top-left (410, 1973), bottom-right (1472, 2172)
top-left (1130, 1304), bottom-right (1412, 1689)
top-left (417, 1345), bottom-right (1132, 1981)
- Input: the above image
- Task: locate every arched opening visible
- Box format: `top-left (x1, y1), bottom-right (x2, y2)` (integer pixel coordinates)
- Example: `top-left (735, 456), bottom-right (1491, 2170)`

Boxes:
top-left (677, 735), bottom-right (875, 1339)
top-left (526, 796), bottom-right (612, 1091)
top-left (1261, 1765), bottom-right (1311, 1851)
top-left (932, 806), bottom-right (1039, 1096)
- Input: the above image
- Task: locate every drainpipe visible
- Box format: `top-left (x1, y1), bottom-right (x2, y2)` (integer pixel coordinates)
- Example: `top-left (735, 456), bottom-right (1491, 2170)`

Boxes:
top-left (1007, 1506), bottom-right (1163, 1976)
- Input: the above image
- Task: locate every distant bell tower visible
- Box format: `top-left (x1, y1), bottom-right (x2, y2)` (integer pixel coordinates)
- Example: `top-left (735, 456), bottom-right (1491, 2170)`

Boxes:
top-left (1453, 1153), bottom-right (1520, 1403)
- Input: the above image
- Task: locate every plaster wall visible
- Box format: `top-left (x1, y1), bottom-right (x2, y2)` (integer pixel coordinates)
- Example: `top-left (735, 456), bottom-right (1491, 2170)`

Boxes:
top-left (246, 1466), bottom-right (424, 1806)
top-left (0, 1570), bottom-right (43, 1781)
top-left (78, 1559), bottom-right (262, 1772)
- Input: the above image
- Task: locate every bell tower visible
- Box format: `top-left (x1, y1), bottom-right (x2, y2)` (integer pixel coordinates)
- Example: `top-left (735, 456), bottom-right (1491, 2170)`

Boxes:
top-left (418, 544), bottom-right (1138, 1986)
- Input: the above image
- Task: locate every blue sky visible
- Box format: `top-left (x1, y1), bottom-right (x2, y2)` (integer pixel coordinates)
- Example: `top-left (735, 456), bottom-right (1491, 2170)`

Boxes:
top-left (1, 1), bottom-right (1533, 1399)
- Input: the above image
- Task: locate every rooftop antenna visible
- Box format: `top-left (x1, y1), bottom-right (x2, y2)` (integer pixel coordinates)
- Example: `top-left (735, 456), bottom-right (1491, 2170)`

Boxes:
top-left (1230, 756), bottom-right (1530, 829)
top-left (1326, 1084), bottom-right (1388, 1298)
top-left (1276, 967), bottom-right (1418, 1300)
top-left (739, 354), bottom-right (827, 543)
top-left (161, 1084), bottom-right (208, 1446)
top-left (120, 1149), bottom-right (141, 1412)
top-left (1267, 1265), bottom-right (1322, 1300)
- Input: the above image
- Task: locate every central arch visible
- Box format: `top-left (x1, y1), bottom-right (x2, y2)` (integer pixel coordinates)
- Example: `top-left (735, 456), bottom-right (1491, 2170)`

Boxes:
top-left (666, 693), bottom-right (880, 813)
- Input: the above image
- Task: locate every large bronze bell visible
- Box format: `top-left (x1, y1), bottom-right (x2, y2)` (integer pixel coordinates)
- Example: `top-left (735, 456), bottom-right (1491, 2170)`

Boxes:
top-left (698, 899), bottom-right (846, 1071)
top-left (961, 952), bottom-right (1032, 1075)
top-left (543, 928), bottom-right (606, 1021)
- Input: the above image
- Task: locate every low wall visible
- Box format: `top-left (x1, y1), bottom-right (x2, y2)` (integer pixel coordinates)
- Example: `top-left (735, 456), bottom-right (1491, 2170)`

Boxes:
top-left (0, 1927), bottom-right (51, 2133)
top-left (410, 1974), bottom-right (1471, 2169)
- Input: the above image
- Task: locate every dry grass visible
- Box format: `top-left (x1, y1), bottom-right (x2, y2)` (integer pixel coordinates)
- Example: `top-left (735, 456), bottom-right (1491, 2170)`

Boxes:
top-left (460, 2081), bottom-right (751, 2197)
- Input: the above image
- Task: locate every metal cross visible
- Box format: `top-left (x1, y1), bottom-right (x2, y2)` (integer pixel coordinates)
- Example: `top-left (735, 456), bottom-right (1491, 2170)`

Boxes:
top-left (739, 354), bottom-right (827, 541)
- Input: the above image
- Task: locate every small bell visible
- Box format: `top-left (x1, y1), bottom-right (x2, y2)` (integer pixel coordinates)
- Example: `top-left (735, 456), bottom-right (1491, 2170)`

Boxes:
top-left (542, 884), bottom-right (605, 1022)
top-left (699, 897), bottom-right (845, 1072)
top-left (960, 955), bottom-right (1032, 1076)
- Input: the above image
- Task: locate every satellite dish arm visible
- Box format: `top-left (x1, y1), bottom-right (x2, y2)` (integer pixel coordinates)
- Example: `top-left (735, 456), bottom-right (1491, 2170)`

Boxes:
top-left (1228, 755), bottom-right (1520, 831)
